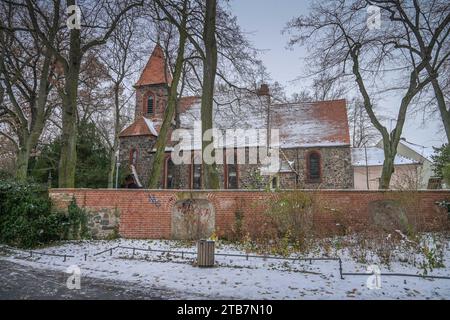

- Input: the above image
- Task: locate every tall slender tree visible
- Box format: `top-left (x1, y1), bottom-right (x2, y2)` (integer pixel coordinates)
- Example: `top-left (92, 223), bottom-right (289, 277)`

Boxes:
top-left (148, 0), bottom-right (189, 188)
top-left (200, 0), bottom-right (219, 189)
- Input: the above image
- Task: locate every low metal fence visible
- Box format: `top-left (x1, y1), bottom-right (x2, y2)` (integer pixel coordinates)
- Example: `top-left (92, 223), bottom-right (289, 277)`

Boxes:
top-left (3, 243), bottom-right (450, 281)
top-left (2, 246), bottom-right (74, 262)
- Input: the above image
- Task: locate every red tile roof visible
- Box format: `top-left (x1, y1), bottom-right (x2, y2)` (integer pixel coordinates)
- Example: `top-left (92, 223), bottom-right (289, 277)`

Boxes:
top-left (179, 98), bottom-right (351, 148)
top-left (135, 44), bottom-right (172, 87)
top-left (271, 99), bottom-right (351, 147)
top-left (121, 98), bottom-right (350, 148)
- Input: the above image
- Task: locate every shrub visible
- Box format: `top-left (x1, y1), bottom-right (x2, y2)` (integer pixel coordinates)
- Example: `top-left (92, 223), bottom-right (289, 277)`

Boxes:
top-left (0, 180), bottom-right (90, 248)
top-left (238, 191), bottom-right (315, 255)
top-left (264, 191), bottom-right (314, 242)
top-left (62, 197), bottom-right (90, 240)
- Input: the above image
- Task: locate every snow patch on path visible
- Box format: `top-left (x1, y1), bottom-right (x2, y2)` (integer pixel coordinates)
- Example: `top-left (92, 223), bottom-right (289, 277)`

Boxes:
top-left (1, 239), bottom-right (449, 299)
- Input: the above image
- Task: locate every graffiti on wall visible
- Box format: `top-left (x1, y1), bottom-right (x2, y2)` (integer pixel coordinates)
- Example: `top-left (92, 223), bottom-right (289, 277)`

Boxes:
top-left (171, 199), bottom-right (215, 240)
top-left (148, 194), bottom-right (161, 208)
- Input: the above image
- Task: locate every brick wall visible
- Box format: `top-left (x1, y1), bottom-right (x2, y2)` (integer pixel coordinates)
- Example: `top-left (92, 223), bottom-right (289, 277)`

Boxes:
top-left (49, 189), bottom-right (450, 239)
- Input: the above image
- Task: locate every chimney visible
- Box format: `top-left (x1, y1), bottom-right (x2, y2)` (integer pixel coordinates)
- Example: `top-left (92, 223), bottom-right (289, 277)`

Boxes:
top-left (256, 83), bottom-right (272, 148)
top-left (257, 83), bottom-right (270, 97)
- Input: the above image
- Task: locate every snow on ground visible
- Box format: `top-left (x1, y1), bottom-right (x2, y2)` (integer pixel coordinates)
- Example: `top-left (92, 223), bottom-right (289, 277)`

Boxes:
top-left (1, 238), bottom-right (450, 299)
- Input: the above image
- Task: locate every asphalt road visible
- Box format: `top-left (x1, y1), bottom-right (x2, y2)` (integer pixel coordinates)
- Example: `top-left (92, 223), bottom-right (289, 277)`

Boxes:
top-left (0, 259), bottom-right (202, 300)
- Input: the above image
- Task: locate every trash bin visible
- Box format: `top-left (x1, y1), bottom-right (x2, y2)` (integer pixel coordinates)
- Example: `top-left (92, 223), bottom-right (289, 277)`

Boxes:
top-left (197, 239), bottom-right (215, 267)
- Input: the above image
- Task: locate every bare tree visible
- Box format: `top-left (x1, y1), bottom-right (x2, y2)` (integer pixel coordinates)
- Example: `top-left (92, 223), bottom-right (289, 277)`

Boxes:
top-left (366, 0), bottom-right (450, 143)
top-left (148, 0), bottom-right (263, 189)
top-left (199, 0), bottom-right (220, 189)
top-left (286, 0), bottom-right (434, 189)
top-left (98, 14), bottom-right (143, 188)
top-left (148, 0), bottom-right (189, 188)
top-left (0, 1), bottom-right (56, 181)
top-left (25, 0), bottom-right (143, 187)
top-left (348, 98), bottom-right (380, 147)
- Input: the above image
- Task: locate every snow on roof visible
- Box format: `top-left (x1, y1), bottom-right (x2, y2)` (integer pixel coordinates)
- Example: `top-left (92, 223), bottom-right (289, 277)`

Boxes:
top-left (143, 117), bottom-right (159, 136)
top-left (119, 116), bottom-right (159, 137)
top-left (352, 147), bottom-right (420, 166)
top-left (178, 96), bottom-right (350, 149)
top-left (399, 141), bottom-right (434, 161)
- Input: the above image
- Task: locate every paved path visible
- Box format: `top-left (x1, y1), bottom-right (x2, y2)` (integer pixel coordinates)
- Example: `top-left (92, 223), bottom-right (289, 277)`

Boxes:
top-left (0, 259), bottom-right (203, 300)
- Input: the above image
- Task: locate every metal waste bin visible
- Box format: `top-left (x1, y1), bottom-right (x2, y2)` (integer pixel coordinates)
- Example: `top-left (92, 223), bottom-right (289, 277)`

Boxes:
top-left (197, 239), bottom-right (215, 267)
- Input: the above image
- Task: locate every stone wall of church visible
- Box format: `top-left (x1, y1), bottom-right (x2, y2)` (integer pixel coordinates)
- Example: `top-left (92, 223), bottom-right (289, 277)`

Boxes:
top-left (119, 138), bottom-right (353, 189)
top-left (277, 146), bottom-right (354, 189)
top-left (119, 135), bottom-right (157, 186)
top-left (227, 146), bottom-right (353, 190)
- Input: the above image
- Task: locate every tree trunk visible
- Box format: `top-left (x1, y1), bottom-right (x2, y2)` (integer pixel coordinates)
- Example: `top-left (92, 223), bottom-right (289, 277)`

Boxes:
top-left (379, 142), bottom-right (395, 189)
top-left (108, 84), bottom-right (121, 188)
top-left (201, 0), bottom-right (220, 189)
top-left (16, 125), bottom-right (46, 181)
top-left (148, 14), bottom-right (188, 188)
top-left (58, 27), bottom-right (81, 188)
top-left (107, 150), bottom-right (116, 188)
top-left (429, 75), bottom-right (450, 143)
top-left (58, 91), bottom-right (78, 188)
top-left (15, 140), bottom-right (30, 181)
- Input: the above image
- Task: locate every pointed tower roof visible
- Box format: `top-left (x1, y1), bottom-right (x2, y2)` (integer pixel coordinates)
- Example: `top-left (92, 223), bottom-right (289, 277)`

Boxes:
top-left (135, 44), bottom-right (172, 87)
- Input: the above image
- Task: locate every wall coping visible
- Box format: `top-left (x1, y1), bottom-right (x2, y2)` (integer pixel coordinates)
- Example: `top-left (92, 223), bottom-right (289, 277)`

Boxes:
top-left (49, 188), bottom-right (450, 193)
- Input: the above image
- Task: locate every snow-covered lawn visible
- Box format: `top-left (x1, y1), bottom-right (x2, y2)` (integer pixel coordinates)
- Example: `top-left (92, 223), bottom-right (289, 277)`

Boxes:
top-left (1, 238), bottom-right (449, 299)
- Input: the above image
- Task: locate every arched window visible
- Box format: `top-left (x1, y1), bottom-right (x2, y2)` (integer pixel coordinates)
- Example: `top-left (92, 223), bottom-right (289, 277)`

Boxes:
top-left (271, 176), bottom-right (278, 190)
top-left (146, 95), bottom-right (154, 115)
top-left (130, 148), bottom-right (138, 166)
top-left (165, 157), bottom-right (176, 189)
top-left (307, 151), bottom-right (321, 182)
top-left (191, 152), bottom-right (202, 189)
top-left (224, 150), bottom-right (238, 189)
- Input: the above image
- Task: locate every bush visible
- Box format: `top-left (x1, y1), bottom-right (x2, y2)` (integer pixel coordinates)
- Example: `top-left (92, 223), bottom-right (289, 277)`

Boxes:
top-left (0, 180), bottom-right (63, 248)
top-left (63, 197), bottom-right (90, 240)
top-left (0, 180), bottom-right (90, 248)
top-left (236, 191), bottom-right (315, 255)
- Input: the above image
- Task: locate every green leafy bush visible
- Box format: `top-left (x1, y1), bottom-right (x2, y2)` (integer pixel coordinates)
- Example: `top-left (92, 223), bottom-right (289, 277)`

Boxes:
top-left (0, 180), bottom-right (90, 248)
top-left (0, 180), bottom-right (63, 248)
top-left (63, 197), bottom-right (90, 240)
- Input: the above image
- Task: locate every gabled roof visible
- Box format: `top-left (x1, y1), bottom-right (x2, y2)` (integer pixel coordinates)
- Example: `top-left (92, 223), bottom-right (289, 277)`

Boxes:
top-left (119, 116), bottom-right (159, 138)
top-left (178, 97), bottom-right (351, 149)
top-left (134, 44), bottom-right (172, 87)
top-left (351, 147), bottom-right (420, 167)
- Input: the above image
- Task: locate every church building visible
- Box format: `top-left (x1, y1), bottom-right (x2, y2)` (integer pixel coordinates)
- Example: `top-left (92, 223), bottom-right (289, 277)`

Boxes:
top-left (119, 45), bottom-right (354, 189)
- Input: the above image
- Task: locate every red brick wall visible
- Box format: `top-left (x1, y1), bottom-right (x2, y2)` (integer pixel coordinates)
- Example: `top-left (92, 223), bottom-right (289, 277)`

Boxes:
top-left (49, 189), bottom-right (450, 239)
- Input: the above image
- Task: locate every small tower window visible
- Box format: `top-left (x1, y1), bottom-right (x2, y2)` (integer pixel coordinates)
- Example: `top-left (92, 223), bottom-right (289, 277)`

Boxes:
top-left (147, 95), bottom-right (154, 115)
top-left (130, 148), bottom-right (138, 166)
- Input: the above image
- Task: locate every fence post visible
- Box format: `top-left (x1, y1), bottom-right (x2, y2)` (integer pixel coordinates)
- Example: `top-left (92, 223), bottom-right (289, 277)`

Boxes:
top-left (197, 240), bottom-right (215, 267)
top-left (339, 258), bottom-right (344, 280)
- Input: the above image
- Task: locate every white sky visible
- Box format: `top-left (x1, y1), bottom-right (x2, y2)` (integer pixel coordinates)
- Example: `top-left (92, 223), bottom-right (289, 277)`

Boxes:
top-left (230, 0), bottom-right (446, 153)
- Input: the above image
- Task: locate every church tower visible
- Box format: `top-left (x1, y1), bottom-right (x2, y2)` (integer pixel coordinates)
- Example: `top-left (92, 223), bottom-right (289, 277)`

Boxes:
top-left (133, 44), bottom-right (172, 121)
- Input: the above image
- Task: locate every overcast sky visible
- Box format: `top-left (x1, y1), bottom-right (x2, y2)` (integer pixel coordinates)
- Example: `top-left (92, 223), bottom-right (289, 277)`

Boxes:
top-left (230, 0), bottom-right (446, 156)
